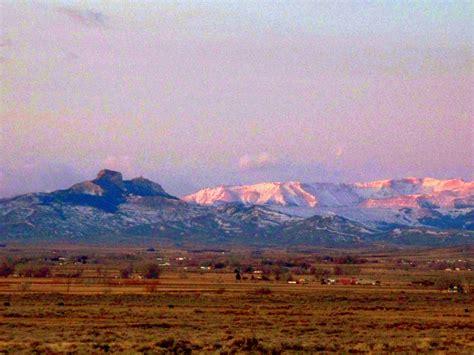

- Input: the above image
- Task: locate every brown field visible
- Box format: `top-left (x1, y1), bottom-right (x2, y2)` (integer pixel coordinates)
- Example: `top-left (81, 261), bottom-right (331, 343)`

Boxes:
top-left (0, 244), bottom-right (473, 353)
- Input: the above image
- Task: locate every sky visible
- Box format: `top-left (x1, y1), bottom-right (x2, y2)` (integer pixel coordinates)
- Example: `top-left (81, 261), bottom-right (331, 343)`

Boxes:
top-left (1, 0), bottom-right (473, 197)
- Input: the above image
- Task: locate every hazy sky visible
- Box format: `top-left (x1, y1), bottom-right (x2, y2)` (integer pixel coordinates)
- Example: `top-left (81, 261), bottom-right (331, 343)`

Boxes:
top-left (1, 1), bottom-right (473, 197)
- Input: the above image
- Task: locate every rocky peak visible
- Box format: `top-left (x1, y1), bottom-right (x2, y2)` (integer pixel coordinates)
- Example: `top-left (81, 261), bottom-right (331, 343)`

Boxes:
top-left (125, 177), bottom-right (169, 197)
top-left (95, 169), bottom-right (123, 185)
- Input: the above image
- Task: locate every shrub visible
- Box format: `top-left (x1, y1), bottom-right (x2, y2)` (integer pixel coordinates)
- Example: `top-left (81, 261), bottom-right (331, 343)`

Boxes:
top-left (230, 337), bottom-right (265, 352)
top-left (334, 255), bottom-right (366, 264)
top-left (92, 343), bottom-right (110, 352)
top-left (155, 338), bottom-right (198, 353)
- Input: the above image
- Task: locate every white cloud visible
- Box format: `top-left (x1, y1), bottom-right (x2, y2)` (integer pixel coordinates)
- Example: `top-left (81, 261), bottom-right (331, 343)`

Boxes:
top-left (238, 152), bottom-right (278, 171)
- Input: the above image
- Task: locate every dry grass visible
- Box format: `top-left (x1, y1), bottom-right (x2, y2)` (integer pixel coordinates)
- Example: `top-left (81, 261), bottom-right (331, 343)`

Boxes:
top-left (1, 281), bottom-right (473, 353)
top-left (0, 245), bottom-right (472, 353)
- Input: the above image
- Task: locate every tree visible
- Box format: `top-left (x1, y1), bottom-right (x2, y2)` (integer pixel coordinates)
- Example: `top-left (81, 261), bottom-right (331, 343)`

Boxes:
top-left (213, 261), bottom-right (226, 269)
top-left (120, 264), bottom-right (133, 278)
top-left (144, 263), bottom-right (161, 279)
top-left (0, 262), bottom-right (14, 277)
top-left (310, 267), bottom-right (330, 278)
top-left (333, 266), bottom-right (344, 275)
top-left (234, 268), bottom-right (241, 281)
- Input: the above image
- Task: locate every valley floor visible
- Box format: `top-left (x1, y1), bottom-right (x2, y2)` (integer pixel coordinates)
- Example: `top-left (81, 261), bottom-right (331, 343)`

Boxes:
top-left (0, 280), bottom-right (473, 354)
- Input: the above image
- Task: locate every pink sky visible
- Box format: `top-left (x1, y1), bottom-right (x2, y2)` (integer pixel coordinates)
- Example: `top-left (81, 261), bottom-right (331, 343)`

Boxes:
top-left (0, 1), bottom-right (472, 197)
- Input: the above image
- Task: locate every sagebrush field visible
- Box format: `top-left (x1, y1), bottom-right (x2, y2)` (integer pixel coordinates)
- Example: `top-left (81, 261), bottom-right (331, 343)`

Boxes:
top-left (0, 244), bottom-right (472, 353)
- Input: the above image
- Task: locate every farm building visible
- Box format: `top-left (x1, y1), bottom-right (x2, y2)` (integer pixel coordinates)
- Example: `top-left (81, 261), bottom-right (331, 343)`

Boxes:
top-left (448, 285), bottom-right (465, 294)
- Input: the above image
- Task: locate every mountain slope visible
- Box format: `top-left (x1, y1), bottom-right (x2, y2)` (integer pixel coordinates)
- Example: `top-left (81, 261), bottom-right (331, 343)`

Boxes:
top-left (1, 171), bottom-right (472, 246)
top-left (276, 215), bottom-right (375, 246)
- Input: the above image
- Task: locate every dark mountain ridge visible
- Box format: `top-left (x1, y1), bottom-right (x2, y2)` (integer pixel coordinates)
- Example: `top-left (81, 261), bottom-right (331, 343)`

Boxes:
top-left (45, 169), bottom-right (177, 212)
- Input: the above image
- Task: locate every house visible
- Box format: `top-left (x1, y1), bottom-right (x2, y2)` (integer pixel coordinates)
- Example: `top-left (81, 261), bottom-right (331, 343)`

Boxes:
top-left (321, 278), bottom-right (336, 285)
top-left (448, 285), bottom-right (464, 294)
top-left (336, 278), bottom-right (357, 285)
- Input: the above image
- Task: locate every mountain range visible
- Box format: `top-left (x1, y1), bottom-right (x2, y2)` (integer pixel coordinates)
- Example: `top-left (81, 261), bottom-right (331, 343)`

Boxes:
top-left (0, 170), bottom-right (472, 246)
top-left (184, 178), bottom-right (473, 208)
top-left (184, 179), bottom-right (474, 229)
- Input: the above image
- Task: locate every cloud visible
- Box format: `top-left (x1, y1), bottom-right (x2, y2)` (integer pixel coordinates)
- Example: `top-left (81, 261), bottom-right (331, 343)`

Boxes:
top-left (56, 7), bottom-right (108, 27)
top-left (238, 152), bottom-right (278, 171)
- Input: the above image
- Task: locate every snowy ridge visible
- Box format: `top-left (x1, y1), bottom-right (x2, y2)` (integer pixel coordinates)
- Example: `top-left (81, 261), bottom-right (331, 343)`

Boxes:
top-left (186, 182), bottom-right (318, 207)
top-left (183, 178), bottom-right (474, 209)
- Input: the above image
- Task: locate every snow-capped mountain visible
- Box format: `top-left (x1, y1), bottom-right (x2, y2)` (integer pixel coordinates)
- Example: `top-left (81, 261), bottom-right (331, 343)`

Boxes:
top-left (183, 182), bottom-right (320, 207)
top-left (183, 178), bottom-right (474, 229)
top-left (183, 178), bottom-right (473, 209)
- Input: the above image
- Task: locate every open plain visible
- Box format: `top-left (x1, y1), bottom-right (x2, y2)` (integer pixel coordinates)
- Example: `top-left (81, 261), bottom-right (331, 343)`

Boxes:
top-left (0, 245), bottom-right (473, 354)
